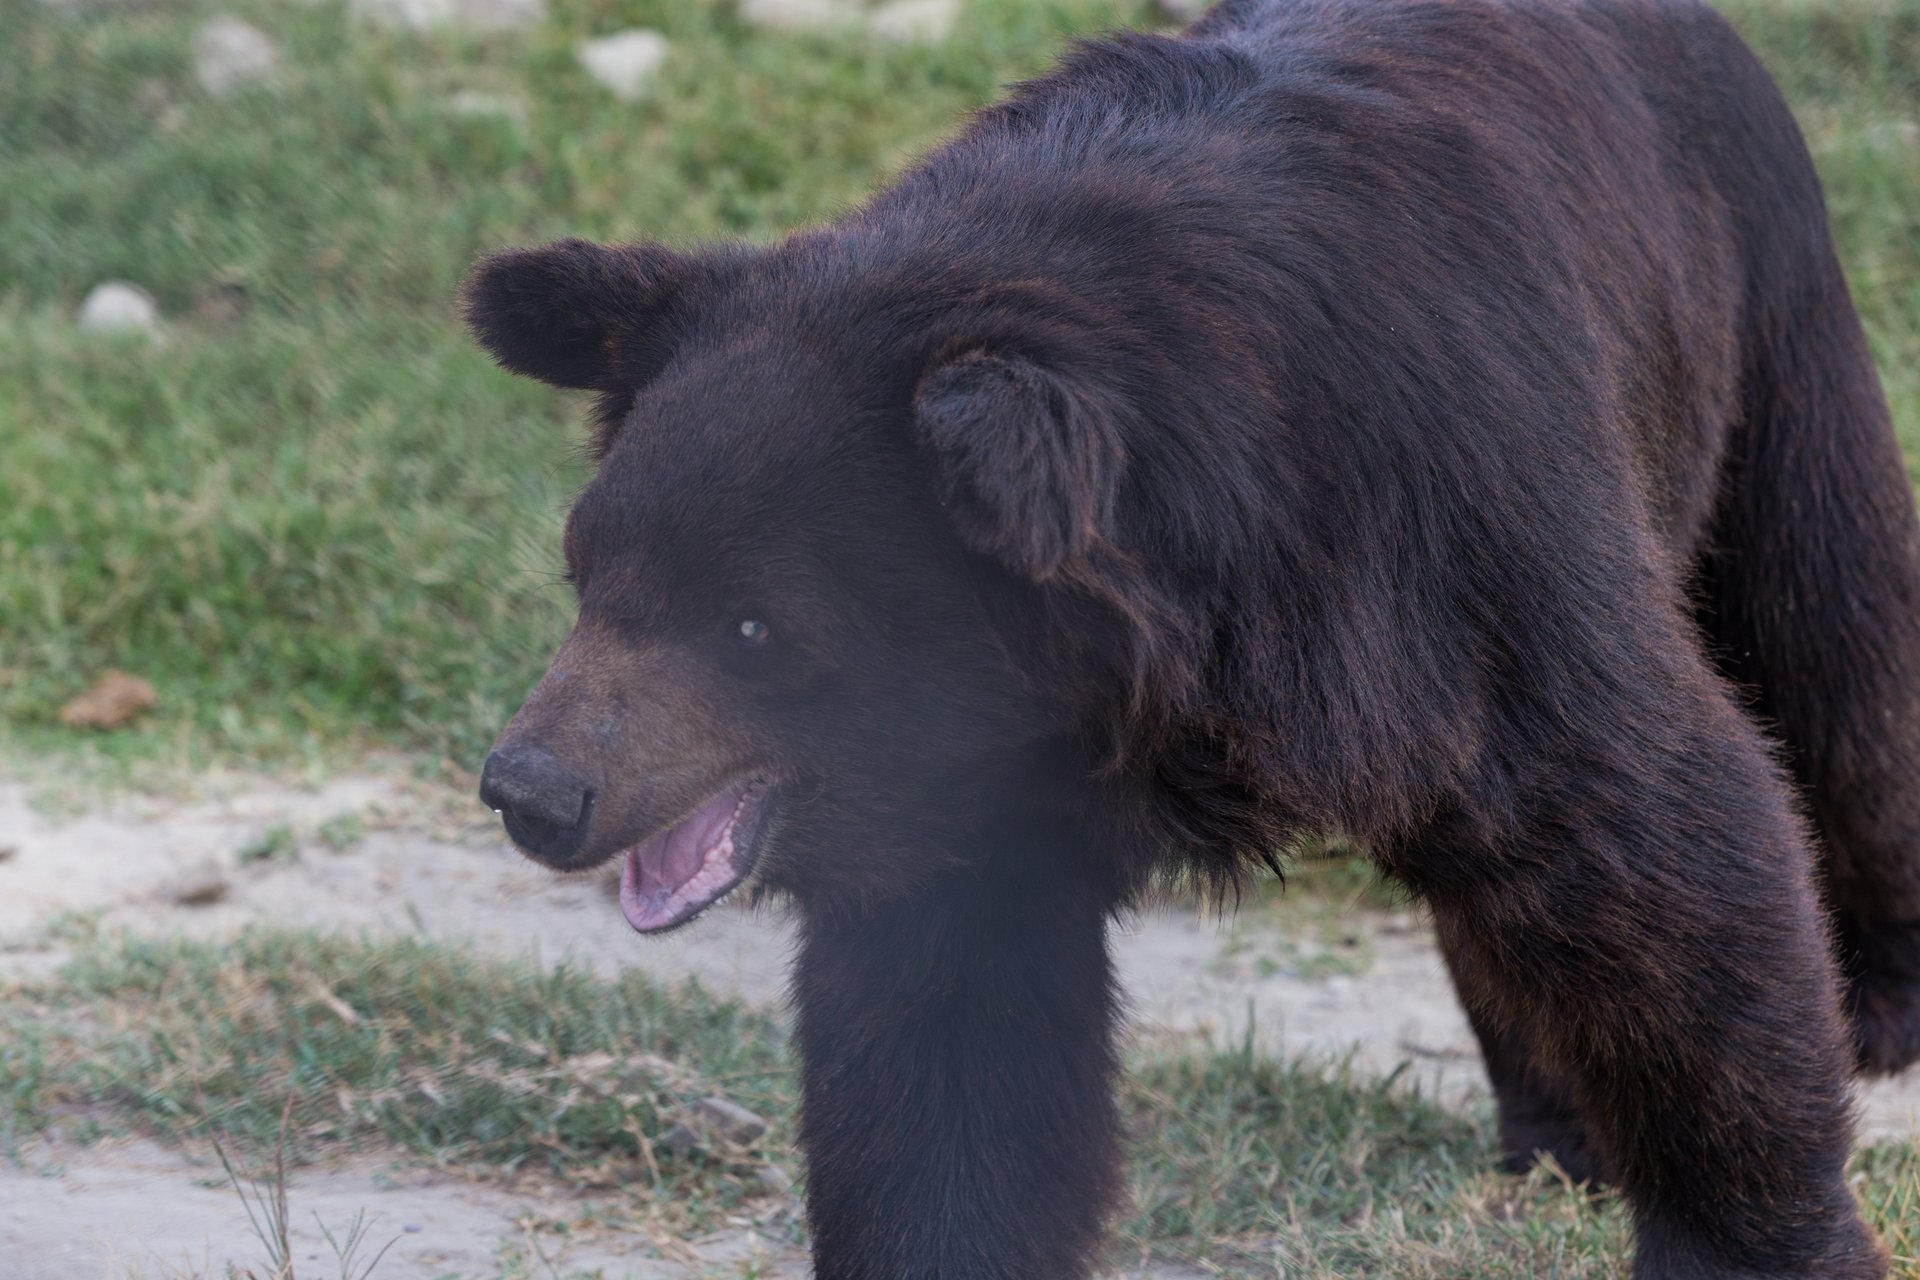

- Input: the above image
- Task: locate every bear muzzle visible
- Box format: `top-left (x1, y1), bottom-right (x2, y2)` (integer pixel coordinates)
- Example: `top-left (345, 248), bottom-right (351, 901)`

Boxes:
top-left (479, 743), bottom-right (597, 867)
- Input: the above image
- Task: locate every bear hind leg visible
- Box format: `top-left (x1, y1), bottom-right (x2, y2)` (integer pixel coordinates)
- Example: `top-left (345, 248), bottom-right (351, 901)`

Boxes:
top-left (1697, 259), bottom-right (1920, 1076)
top-left (1438, 928), bottom-right (1608, 1186)
top-left (1396, 696), bottom-right (1881, 1278)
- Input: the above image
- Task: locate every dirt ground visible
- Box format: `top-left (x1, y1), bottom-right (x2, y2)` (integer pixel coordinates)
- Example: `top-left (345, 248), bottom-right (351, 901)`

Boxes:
top-left (3, 768), bottom-right (1916, 1279)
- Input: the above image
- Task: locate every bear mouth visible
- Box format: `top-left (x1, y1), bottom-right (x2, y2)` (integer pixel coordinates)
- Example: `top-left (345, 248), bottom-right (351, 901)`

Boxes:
top-left (617, 779), bottom-right (773, 933)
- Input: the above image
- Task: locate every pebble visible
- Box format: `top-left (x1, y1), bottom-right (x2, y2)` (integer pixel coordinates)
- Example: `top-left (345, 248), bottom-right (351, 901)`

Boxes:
top-left (868, 0), bottom-right (957, 44)
top-left (737, 0), bottom-right (857, 34)
top-left (690, 1095), bottom-right (769, 1144)
top-left (166, 867), bottom-right (231, 908)
top-left (193, 16), bottom-right (279, 96)
top-left (576, 30), bottom-right (670, 102)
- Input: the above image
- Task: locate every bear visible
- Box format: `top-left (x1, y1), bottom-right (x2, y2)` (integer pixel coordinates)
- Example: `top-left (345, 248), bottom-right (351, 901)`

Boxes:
top-left (465, 0), bottom-right (1920, 1275)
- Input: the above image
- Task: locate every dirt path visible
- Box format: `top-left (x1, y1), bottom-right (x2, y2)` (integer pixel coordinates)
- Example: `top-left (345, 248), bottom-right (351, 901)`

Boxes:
top-left (3, 768), bottom-right (1916, 1278)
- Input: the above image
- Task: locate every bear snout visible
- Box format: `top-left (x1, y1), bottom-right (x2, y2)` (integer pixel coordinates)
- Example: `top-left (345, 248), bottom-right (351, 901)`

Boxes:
top-left (480, 743), bottom-right (597, 867)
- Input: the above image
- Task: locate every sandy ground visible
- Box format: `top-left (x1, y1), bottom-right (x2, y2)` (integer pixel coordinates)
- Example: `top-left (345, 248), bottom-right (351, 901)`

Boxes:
top-left (2, 768), bottom-right (1916, 1279)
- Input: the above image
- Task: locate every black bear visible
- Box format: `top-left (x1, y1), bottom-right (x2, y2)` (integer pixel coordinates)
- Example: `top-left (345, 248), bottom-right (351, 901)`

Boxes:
top-left (467, 0), bottom-right (1920, 1274)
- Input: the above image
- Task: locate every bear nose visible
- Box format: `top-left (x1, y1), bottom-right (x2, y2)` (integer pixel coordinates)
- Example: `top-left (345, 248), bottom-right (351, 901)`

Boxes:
top-left (479, 745), bottom-right (595, 866)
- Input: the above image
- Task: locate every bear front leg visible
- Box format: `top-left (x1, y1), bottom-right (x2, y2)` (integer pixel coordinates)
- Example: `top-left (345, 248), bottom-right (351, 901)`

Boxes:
top-left (791, 842), bottom-right (1125, 1280)
top-left (1397, 691), bottom-right (1885, 1279)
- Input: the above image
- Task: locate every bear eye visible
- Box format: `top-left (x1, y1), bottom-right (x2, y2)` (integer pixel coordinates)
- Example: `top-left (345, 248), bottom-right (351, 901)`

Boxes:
top-left (735, 618), bottom-right (771, 647)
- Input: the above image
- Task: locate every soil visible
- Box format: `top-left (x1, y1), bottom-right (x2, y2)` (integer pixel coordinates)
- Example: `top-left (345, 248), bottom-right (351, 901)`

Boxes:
top-left (2, 767), bottom-right (1915, 1279)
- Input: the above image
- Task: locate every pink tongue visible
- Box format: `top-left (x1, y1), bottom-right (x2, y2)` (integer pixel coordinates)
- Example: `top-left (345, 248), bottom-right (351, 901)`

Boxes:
top-left (618, 785), bottom-right (747, 931)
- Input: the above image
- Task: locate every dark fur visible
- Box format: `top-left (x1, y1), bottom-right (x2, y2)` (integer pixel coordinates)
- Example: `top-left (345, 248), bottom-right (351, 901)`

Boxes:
top-left (465, 0), bottom-right (1920, 1275)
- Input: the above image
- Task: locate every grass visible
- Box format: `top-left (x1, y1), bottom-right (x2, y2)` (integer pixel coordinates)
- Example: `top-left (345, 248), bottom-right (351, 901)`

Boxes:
top-left (206, 1098), bottom-right (402, 1280)
top-left (1, 0), bottom-right (1916, 772)
top-left (8, 927), bottom-right (1913, 1277)
top-left (0, 0), bottom-right (1168, 771)
top-left (3, 930), bottom-right (796, 1222)
top-left (1736, 0), bottom-right (1920, 485)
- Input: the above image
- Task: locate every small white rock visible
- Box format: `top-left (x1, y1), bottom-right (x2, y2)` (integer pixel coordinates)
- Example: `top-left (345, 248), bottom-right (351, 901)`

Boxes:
top-left (77, 282), bottom-right (160, 335)
top-left (576, 29), bottom-right (670, 102)
top-left (454, 0), bottom-right (545, 32)
top-left (352, 0), bottom-right (544, 32)
top-left (868, 0), bottom-right (956, 45)
top-left (194, 16), bottom-right (279, 96)
top-left (738, 0), bottom-right (858, 34)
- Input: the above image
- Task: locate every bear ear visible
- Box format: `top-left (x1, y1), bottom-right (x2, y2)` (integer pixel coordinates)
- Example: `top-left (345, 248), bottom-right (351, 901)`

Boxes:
top-left (462, 238), bottom-right (694, 390)
top-left (913, 351), bottom-right (1125, 581)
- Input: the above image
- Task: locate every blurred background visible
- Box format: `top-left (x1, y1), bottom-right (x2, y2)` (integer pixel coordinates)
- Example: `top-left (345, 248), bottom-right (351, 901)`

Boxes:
top-left (0, 0), bottom-right (1916, 1276)
top-left (1, 0), bottom-right (1208, 774)
top-left (1, 0), bottom-right (1915, 777)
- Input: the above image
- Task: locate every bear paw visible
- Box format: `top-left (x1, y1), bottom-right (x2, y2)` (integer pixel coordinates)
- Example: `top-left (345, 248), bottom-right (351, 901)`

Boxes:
top-left (1842, 919), bottom-right (1920, 1076)
top-left (1497, 1110), bottom-right (1609, 1188)
top-left (1850, 969), bottom-right (1920, 1076)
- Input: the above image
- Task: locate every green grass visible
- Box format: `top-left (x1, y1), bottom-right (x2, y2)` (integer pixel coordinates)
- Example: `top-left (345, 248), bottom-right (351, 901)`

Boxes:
top-left (1, 0), bottom-right (1916, 770)
top-left (8, 928), bottom-right (1913, 1276)
top-left (1733, 0), bottom-right (1920, 483)
top-left (0, 0), bottom-right (1166, 770)
top-left (3, 928), bottom-right (799, 1237)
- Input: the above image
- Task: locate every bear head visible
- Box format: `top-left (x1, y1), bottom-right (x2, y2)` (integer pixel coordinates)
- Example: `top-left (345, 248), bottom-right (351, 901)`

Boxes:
top-left (465, 236), bottom-right (1145, 930)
